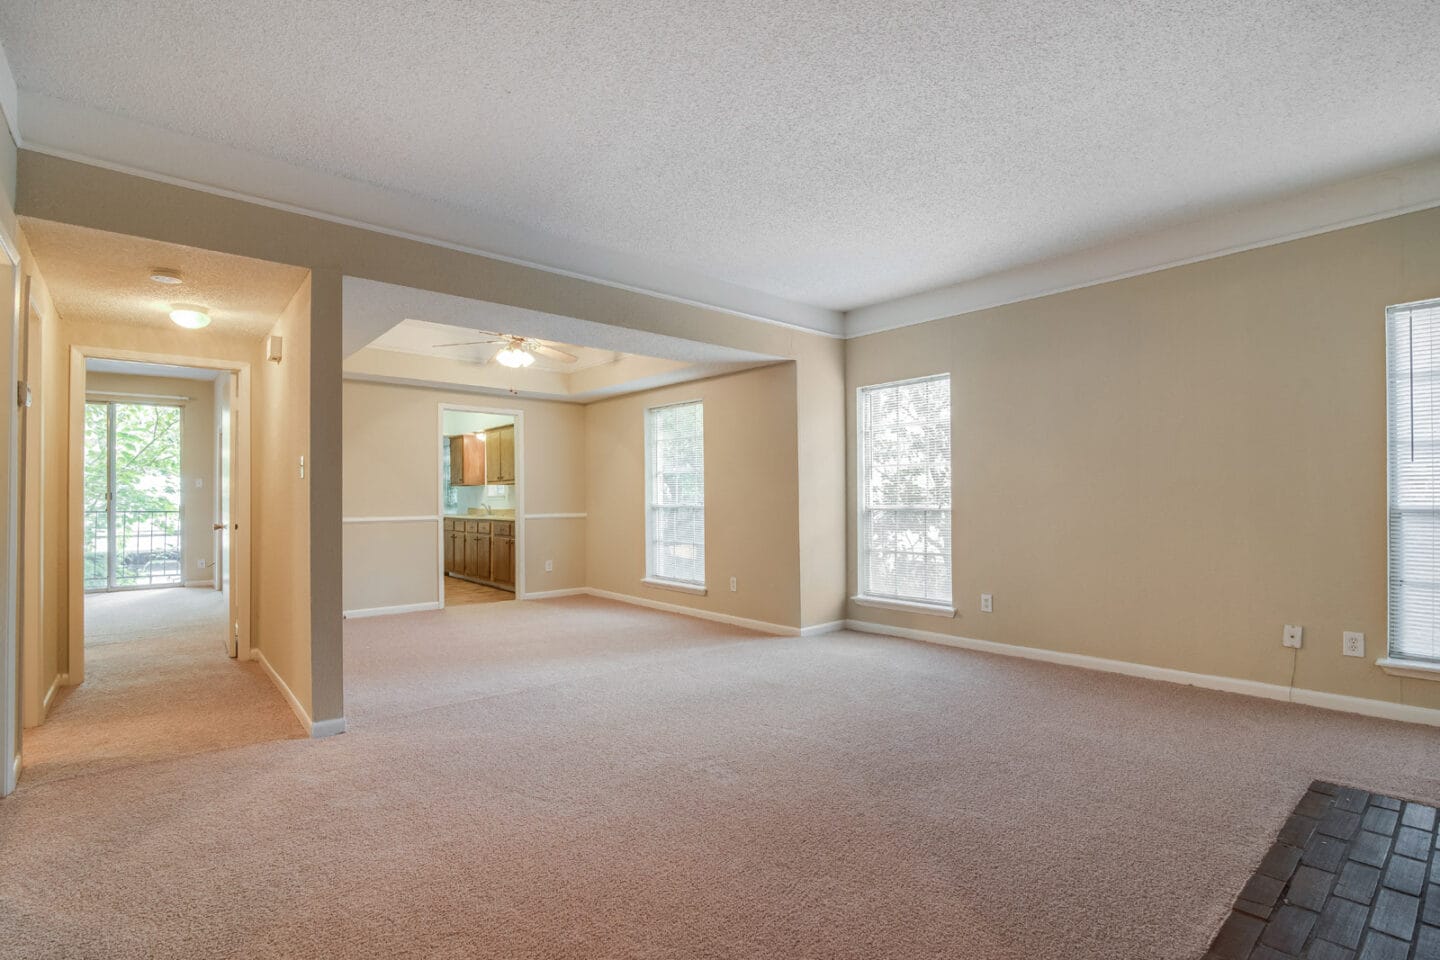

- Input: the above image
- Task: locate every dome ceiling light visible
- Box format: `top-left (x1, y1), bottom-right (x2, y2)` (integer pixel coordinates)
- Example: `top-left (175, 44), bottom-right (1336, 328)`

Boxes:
top-left (169, 304), bottom-right (212, 329)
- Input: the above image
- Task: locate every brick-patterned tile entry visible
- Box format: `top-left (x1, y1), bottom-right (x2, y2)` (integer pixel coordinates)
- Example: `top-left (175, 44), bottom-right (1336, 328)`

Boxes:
top-left (1207, 782), bottom-right (1440, 960)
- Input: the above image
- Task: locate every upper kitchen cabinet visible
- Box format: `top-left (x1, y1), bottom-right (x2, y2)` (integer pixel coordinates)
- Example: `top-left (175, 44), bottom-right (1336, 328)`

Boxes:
top-left (484, 424), bottom-right (516, 484)
top-left (449, 434), bottom-right (487, 486)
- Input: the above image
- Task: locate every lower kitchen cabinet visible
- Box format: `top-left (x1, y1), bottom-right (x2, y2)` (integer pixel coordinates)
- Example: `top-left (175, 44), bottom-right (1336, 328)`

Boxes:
top-left (443, 517), bottom-right (515, 589)
top-left (491, 532), bottom-right (514, 587)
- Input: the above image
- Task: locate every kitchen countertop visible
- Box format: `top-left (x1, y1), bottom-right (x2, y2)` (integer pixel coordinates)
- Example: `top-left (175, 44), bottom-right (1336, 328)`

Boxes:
top-left (445, 512), bottom-right (516, 522)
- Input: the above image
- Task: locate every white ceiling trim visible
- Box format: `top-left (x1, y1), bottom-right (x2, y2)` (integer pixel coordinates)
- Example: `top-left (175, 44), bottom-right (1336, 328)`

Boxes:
top-left (0, 39), bottom-right (18, 148)
top-left (16, 91), bottom-right (844, 339)
top-left (847, 156), bottom-right (1440, 337)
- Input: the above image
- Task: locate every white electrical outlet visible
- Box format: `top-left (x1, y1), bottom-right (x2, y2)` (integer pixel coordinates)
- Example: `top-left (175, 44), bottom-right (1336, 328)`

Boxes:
top-left (1342, 631), bottom-right (1365, 658)
top-left (1283, 624), bottom-right (1304, 649)
top-left (729, 576), bottom-right (737, 592)
top-left (194, 477), bottom-right (203, 488)
top-left (197, 558), bottom-right (206, 569)
top-left (544, 559), bottom-right (553, 572)
top-left (980, 593), bottom-right (993, 613)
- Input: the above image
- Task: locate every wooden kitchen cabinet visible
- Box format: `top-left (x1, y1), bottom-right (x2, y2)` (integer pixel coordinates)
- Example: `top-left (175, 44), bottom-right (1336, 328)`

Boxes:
top-left (443, 520), bottom-right (458, 573)
top-left (465, 522), bottom-right (492, 580)
top-left (443, 517), bottom-right (515, 590)
top-left (483, 425), bottom-right (516, 484)
top-left (448, 434), bottom-right (487, 486)
top-left (491, 522), bottom-right (515, 587)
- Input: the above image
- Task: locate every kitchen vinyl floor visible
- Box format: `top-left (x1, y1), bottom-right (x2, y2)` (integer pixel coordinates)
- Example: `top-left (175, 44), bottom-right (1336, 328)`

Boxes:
top-left (445, 576), bottom-right (515, 606)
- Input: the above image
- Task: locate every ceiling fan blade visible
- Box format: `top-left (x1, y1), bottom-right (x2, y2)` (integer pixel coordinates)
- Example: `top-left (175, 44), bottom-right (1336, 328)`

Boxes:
top-left (530, 343), bottom-right (578, 363)
top-left (431, 339), bottom-right (506, 348)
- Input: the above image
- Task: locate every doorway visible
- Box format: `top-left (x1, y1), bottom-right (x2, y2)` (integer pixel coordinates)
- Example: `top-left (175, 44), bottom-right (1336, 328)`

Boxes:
top-left (437, 404), bottom-right (525, 608)
top-left (66, 352), bottom-right (252, 686)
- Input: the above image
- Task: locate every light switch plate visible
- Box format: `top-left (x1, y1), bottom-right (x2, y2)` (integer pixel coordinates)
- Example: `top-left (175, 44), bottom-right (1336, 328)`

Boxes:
top-left (544, 559), bottom-right (553, 572)
top-left (1342, 631), bottom-right (1365, 658)
top-left (980, 593), bottom-right (993, 613)
top-left (1283, 624), bottom-right (1303, 649)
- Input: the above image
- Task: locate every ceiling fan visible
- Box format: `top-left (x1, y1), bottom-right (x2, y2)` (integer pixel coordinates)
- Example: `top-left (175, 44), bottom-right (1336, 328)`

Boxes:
top-left (432, 331), bottom-right (578, 369)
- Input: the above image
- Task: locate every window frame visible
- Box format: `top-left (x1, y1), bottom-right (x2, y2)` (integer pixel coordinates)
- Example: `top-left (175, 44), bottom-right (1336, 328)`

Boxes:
top-left (853, 374), bottom-right (956, 618)
top-left (643, 398), bottom-right (706, 594)
top-left (1383, 297), bottom-right (1440, 678)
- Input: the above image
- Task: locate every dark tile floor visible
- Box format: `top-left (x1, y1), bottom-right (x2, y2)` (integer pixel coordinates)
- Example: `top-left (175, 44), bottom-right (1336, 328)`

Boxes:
top-left (1207, 782), bottom-right (1440, 960)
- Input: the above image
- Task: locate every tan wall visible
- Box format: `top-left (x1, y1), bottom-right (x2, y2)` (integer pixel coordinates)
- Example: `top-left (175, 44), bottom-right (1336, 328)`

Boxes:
top-left (341, 379), bottom-right (587, 611)
top-left (795, 335), bottom-right (847, 627)
top-left (252, 276), bottom-right (314, 716)
top-left (846, 204), bottom-right (1440, 711)
top-left (84, 372), bottom-right (217, 582)
top-left (584, 363), bottom-right (802, 629)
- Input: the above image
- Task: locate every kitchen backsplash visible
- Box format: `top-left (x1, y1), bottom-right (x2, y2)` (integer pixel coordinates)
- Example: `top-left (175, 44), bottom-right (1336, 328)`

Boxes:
top-left (448, 481), bottom-right (516, 514)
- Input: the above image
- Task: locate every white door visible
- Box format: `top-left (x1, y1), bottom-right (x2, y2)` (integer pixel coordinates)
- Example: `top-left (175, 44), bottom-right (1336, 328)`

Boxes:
top-left (215, 372), bottom-right (236, 657)
top-left (1, 236), bottom-right (20, 795)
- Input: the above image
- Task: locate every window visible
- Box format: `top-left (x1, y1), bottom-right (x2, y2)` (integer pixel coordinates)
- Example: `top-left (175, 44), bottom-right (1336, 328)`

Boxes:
top-left (645, 400), bottom-right (705, 587)
top-left (1388, 298), bottom-right (1440, 664)
top-left (858, 375), bottom-right (952, 607)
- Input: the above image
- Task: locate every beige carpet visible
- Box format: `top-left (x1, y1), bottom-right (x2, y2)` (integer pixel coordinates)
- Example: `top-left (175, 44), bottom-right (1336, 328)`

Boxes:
top-left (20, 588), bottom-right (304, 786)
top-left (3, 596), bottom-right (1439, 959)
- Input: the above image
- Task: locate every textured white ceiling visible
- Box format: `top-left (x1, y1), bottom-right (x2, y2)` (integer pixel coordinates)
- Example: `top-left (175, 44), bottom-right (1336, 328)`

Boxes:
top-left (21, 218), bottom-right (310, 337)
top-left (4, 1), bottom-right (1440, 313)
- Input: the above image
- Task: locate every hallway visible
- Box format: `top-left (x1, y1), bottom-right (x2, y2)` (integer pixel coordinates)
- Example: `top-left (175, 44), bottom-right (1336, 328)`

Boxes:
top-left (21, 588), bottom-right (303, 787)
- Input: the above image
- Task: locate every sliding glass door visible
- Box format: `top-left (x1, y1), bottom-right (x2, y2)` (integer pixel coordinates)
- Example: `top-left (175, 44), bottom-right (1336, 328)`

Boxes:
top-left (83, 401), bottom-right (184, 591)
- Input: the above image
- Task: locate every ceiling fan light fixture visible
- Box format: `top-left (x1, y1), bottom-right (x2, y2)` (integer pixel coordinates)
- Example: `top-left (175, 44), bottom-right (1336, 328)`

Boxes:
top-left (495, 346), bottom-right (535, 368)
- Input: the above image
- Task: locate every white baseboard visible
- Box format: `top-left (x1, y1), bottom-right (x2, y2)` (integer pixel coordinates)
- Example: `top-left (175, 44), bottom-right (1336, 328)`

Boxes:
top-left (343, 601), bottom-right (442, 619)
top-left (310, 717), bottom-right (348, 738)
top-left (523, 587), bottom-right (590, 600)
top-left (41, 672), bottom-right (69, 716)
top-left (800, 620), bottom-right (846, 637)
top-left (250, 649), bottom-right (347, 738)
top-left (584, 587), bottom-right (801, 636)
top-left (842, 619), bottom-right (1440, 729)
top-left (184, 579), bottom-right (215, 588)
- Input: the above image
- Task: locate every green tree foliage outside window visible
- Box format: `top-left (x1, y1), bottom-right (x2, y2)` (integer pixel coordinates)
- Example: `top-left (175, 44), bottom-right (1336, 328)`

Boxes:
top-left (84, 401), bottom-right (184, 589)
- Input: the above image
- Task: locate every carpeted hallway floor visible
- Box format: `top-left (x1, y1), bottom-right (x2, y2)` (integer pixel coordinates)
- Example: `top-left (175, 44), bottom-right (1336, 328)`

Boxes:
top-left (20, 588), bottom-right (303, 786)
top-left (2, 595), bottom-right (1439, 959)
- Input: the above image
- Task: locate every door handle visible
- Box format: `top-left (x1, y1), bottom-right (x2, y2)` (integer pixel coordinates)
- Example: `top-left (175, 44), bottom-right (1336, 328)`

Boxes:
top-left (213, 523), bottom-right (226, 530)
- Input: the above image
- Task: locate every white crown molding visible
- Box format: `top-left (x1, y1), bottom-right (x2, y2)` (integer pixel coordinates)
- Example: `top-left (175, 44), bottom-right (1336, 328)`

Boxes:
top-left (0, 42), bottom-right (17, 149)
top-left (846, 156), bottom-right (1440, 337)
top-left (0, 44), bottom-right (15, 148)
top-left (16, 91), bottom-right (844, 338)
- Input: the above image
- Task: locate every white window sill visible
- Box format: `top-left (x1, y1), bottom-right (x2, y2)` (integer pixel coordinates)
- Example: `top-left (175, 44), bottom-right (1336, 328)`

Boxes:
top-left (851, 595), bottom-right (956, 618)
top-left (1376, 657), bottom-right (1440, 682)
top-left (642, 577), bottom-right (707, 597)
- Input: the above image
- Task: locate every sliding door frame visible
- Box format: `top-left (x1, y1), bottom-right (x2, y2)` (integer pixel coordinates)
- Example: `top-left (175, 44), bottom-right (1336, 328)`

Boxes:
top-left (83, 396), bottom-right (187, 593)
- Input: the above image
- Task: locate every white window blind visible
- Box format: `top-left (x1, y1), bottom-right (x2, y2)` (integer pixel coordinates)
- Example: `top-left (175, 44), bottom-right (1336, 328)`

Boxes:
top-left (859, 375), bottom-right (952, 605)
top-left (1389, 299), bottom-right (1440, 663)
top-left (646, 400), bottom-right (705, 585)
